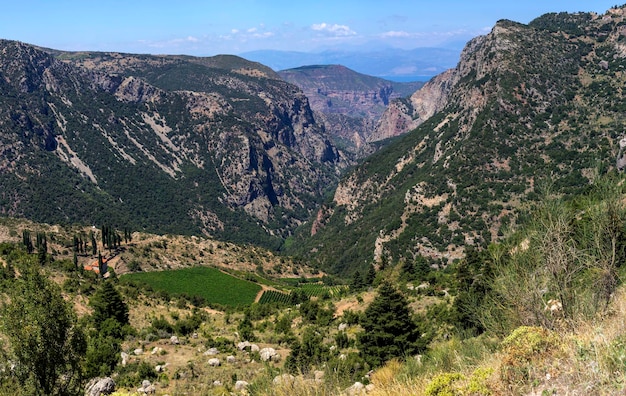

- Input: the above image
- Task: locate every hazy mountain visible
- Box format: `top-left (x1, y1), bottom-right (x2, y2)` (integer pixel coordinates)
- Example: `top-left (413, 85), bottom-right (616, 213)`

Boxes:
top-left (278, 65), bottom-right (423, 157)
top-left (240, 47), bottom-right (461, 81)
top-left (0, 40), bottom-right (347, 248)
top-left (290, 8), bottom-right (626, 275)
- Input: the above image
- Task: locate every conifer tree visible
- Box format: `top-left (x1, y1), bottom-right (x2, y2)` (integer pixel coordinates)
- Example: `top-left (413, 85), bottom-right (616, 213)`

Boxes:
top-left (358, 281), bottom-right (429, 367)
top-left (89, 281), bottom-right (129, 330)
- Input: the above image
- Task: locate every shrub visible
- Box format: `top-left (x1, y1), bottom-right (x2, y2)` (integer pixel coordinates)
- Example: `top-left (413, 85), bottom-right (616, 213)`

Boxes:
top-left (499, 326), bottom-right (562, 385)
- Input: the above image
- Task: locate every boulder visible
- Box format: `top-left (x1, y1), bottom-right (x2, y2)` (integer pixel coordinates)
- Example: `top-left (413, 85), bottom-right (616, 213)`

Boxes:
top-left (250, 344), bottom-right (260, 352)
top-left (208, 358), bottom-right (221, 367)
top-left (345, 382), bottom-right (365, 395)
top-left (226, 355), bottom-right (236, 364)
top-left (133, 348), bottom-right (143, 356)
top-left (120, 352), bottom-right (129, 366)
top-left (260, 347), bottom-right (277, 362)
top-left (84, 377), bottom-right (116, 396)
top-left (237, 341), bottom-right (251, 350)
top-left (213, 380), bottom-right (222, 386)
top-left (204, 347), bottom-right (219, 356)
top-left (137, 380), bottom-right (156, 394)
top-left (170, 335), bottom-right (180, 345)
top-left (273, 373), bottom-right (296, 385)
top-left (235, 380), bottom-right (249, 391)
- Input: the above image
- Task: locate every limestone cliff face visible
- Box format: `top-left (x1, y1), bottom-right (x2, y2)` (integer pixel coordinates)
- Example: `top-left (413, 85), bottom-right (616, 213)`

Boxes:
top-left (278, 65), bottom-right (422, 158)
top-left (0, 40), bottom-right (345, 244)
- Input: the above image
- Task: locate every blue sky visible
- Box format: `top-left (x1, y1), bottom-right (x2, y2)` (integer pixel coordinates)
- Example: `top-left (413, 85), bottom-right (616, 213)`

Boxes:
top-left (0, 1), bottom-right (619, 55)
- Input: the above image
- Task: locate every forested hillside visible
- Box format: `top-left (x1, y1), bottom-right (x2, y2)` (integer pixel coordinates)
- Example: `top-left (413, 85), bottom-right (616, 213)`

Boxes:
top-left (0, 41), bottom-right (346, 248)
top-left (294, 8), bottom-right (626, 276)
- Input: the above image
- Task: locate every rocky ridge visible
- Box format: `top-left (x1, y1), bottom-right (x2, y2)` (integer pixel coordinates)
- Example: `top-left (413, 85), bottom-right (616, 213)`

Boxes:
top-left (293, 7), bottom-right (626, 275)
top-left (278, 65), bottom-right (422, 157)
top-left (0, 40), bottom-right (346, 246)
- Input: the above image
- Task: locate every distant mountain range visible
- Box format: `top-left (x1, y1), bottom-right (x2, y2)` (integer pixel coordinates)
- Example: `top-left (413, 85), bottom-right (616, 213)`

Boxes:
top-left (240, 47), bottom-right (461, 81)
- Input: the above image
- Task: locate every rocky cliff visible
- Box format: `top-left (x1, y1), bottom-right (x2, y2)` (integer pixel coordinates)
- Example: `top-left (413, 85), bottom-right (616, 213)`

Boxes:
top-left (290, 7), bottom-right (626, 275)
top-left (278, 65), bottom-right (422, 157)
top-left (0, 40), bottom-right (346, 246)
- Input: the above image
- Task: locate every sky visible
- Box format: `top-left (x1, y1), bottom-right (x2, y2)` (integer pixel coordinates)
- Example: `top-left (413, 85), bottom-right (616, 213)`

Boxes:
top-left (0, 1), bottom-right (621, 56)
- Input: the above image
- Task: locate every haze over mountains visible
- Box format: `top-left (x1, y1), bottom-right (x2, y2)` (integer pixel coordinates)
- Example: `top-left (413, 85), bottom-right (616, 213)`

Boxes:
top-left (241, 47), bottom-right (461, 81)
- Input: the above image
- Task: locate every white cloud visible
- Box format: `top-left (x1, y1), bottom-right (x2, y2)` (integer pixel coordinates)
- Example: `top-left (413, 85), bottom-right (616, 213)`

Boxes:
top-left (381, 31), bottom-right (411, 38)
top-left (311, 23), bottom-right (356, 36)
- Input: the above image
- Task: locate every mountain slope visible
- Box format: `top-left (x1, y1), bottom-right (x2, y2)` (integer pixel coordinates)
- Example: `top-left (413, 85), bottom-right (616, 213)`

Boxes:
top-left (278, 65), bottom-right (423, 156)
top-left (0, 40), bottom-right (346, 247)
top-left (292, 8), bottom-right (626, 275)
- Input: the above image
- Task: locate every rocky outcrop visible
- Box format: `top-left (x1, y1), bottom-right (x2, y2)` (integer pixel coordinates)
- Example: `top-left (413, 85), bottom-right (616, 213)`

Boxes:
top-left (279, 65), bottom-right (422, 157)
top-left (0, 40), bottom-right (346, 245)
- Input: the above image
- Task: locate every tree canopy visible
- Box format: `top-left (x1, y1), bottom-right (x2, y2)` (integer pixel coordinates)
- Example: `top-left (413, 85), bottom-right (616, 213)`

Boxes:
top-left (0, 266), bottom-right (86, 395)
top-left (358, 281), bottom-right (429, 367)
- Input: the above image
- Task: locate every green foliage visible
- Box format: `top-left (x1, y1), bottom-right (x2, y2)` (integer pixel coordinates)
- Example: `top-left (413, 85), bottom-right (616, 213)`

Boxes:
top-left (122, 266), bottom-right (261, 308)
top-left (499, 326), bottom-right (561, 385)
top-left (358, 281), bottom-right (430, 367)
top-left (89, 281), bottom-right (129, 330)
top-left (483, 176), bottom-right (626, 334)
top-left (284, 327), bottom-right (328, 375)
top-left (0, 265), bottom-right (86, 396)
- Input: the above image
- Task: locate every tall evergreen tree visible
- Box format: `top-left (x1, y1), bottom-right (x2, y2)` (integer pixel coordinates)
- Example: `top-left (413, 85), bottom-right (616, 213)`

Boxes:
top-left (358, 281), bottom-right (429, 367)
top-left (89, 281), bottom-right (129, 330)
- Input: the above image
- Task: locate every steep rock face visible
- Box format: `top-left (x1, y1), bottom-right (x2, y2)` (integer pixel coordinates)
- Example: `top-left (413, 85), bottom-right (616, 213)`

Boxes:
top-left (278, 65), bottom-right (422, 158)
top-left (0, 40), bottom-right (345, 246)
top-left (293, 8), bottom-right (626, 275)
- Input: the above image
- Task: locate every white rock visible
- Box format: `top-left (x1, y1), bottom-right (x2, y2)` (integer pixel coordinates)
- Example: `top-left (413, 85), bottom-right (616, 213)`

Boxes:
top-left (208, 358), bottom-right (221, 367)
top-left (260, 347), bottom-right (277, 362)
top-left (85, 377), bottom-right (116, 396)
top-left (133, 348), bottom-right (143, 356)
top-left (250, 344), bottom-right (260, 352)
top-left (235, 380), bottom-right (249, 391)
top-left (345, 382), bottom-right (365, 395)
top-left (273, 373), bottom-right (296, 385)
top-left (170, 335), bottom-right (180, 345)
top-left (120, 352), bottom-right (129, 366)
top-left (204, 347), bottom-right (219, 356)
top-left (151, 347), bottom-right (162, 355)
top-left (338, 322), bottom-right (348, 331)
top-left (237, 341), bottom-right (251, 350)
top-left (226, 355), bottom-right (236, 364)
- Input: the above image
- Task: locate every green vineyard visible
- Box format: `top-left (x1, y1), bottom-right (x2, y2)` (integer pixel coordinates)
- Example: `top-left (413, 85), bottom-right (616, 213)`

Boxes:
top-left (258, 290), bottom-right (291, 304)
top-left (258, 284), bottom-right (348, 304)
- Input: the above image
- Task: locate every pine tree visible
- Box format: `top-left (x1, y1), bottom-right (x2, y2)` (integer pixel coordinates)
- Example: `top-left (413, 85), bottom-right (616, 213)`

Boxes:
top-left (350, 270), bottom-right (364, 292)
top-left (358, 281), bottom-right (429, 367)
top-left (89, 281), bottom-right (129, 330)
